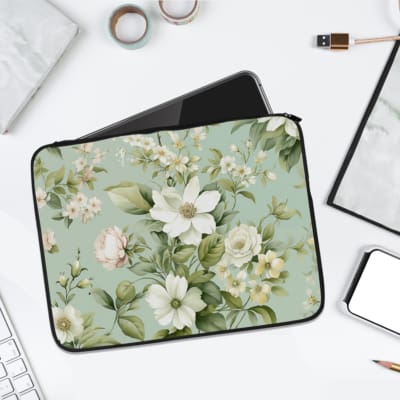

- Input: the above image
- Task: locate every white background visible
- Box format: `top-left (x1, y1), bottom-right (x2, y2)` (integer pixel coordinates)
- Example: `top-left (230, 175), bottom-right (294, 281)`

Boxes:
top-left (1, 0), bottom-right (400, 398)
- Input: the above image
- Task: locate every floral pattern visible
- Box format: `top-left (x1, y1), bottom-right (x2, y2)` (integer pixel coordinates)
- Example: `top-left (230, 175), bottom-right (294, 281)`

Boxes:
top-left (33, 116), bottom-right (322, 350)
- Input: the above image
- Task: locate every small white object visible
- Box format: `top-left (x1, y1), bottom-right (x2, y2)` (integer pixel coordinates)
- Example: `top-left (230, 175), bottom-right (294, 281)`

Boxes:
top-left (14, 374), bottom-right (33, 393)
top-left (0, 378), bottom-right (13, 396)
top-left (0, 341), bottom-right (20, 362)
top-left (7, 359), bottom-right (27, 377)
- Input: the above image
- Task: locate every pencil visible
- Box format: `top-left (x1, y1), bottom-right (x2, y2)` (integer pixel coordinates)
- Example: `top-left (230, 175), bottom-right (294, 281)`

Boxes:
top-left (372, 360), bottom-right (400, 372)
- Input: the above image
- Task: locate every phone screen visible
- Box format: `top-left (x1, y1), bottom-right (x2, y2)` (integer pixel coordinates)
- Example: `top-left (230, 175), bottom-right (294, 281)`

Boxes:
top-left (82, 73), bottom-right (271, 140)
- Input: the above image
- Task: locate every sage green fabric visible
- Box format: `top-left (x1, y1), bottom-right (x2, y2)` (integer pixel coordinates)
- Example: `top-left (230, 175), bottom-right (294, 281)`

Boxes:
top-left (32, 116), bottom-right (322, 350)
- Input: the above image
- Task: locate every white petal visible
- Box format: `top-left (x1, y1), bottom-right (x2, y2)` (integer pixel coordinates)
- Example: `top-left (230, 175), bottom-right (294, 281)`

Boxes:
top-left (161, 188), bottom-right (182, 210)
top-left (183, 287), bottom-right (206, 312)
top-left (163, 215), bottom-right (191, 237)
top-left (147, 285), bottom-right (171, 309)
top-left (152, 190), bottom-right (178, 212)
top-left (182, 176), bottom-right (200, 203)
top-left (166, 274), bottom-right (188, 299)
top-left (150, 207), bottom-right (178, 223)
top-left (179, 225), bottom-right (202, 245)
top-left (157, 308), bottom-right (175, 326)
top-left (177, 305), bottom-right (195, 328)
top-left (192, 214), bottom-right (216, 235)
top-left (267, 116), bottom-right (285, 131)
top-left (285, 120), bottom-right (298, 137)
top-left (194, 191), bottom-right (221, 213)
top-left (172, 310), bottom-right (185, 330)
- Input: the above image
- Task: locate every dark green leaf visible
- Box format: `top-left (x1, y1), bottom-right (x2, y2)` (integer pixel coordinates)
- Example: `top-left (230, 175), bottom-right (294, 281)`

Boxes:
top-left (221, 291), bottom-right (243, 309)
top-left (129, 261), bottom-right (156, 276)
top-left (198, 281), bottom-right (222, 305)
top-left (251, 305), bottom-right (277, 324)
top-left (172, 245), bottom-right (196, 263)
top-left (47, 193), bottom-right (62, 209)
top-left (198, 233), bottom-right (225, 268)
top-left (118, 316), bottom-right (145, 340)
top-left (271, 286), bottom-right (288, 296)
top-left (188, 270), bottom-right (215, 285)
top-left (196, 313), bottom-right (226, 332)
top-left (152, 329), bottom-right (170, 340)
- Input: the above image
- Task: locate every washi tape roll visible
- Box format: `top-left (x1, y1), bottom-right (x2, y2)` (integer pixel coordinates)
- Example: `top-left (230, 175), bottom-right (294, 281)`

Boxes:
top-left (158, 0), bottom-right (199, 25)
top-left (109, 4), bottom-right (152, 49)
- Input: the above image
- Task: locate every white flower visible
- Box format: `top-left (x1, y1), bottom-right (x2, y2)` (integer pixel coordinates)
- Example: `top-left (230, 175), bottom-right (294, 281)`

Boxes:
top-left (225, 224), bottom-right (262, 267)
top-left (168, 132), bottom-right (184, 150)
top-left (233, 164), bottom-right (252, 178)
top-left (216, 258), bottom-right (230, 279)
top-left (267, 171), bottom-right (277, 181)
top-left (152, 145), bottom-right (171, 165)
top-left (53, 305), bottom-right (84, 344)
top-left (265, 116), bottom-right (298, 137)
top-left (226, 271), bottom-right (247, 297)
top-left (230, 144), bottom-right (239, 153)
top-left (255, 250), bottom-right (285, 278)
top-left (150, 176), bottom-right (220, 245)
top-left (42, 229), bottom-right (56, 252)
top-left (246, 140), bottom-right (252, 149)
top-left (169, 154), bottom-right (189, 174)
top-left (80, 208), bottom-right (94, 224)
top-left (146, 273), bottom-right (206, 330)
top-left (220, 156), bottom-right (236, 173)
top-left (73, 192), bottom-right (87, 207)
top-left (242, 175), bottom-right (256, 187)
top-left (191, 127), bottom-right (206, 149)
top-left (94, 226), bottom-right (129, 270)
top-left (249, 281), bottom-right (271, 304)
top-left (87, 197), bottom-right (101, 214)
top-left (124, 134), bottom-right (144, 147)
top-left (257, 117), bottom-right (269, 123)
top-left (73, 157), bottom-right (87, 172)
top-left (307, 237), bottom-right (315, 247)
top-left (141, 136), bottom-right (155, 151)
top-left (35, 187), bottom-right (47, 208)
top-left (255, 150), bottom-right (267, 164)
top-left (93, 148), bottom-right (106, 164)
top-left (116, 148), bottom-right (126, 165)
top-left (63, 201), bottom-right (81, 219)
top-left (303, 288), bottom-right (319, 310)
top-left (78, 143), bottom-right (93, 154)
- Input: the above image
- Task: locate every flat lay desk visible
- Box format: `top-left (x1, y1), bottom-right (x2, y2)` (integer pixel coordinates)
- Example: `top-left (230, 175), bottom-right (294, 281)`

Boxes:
top-left (1, 0), bottom-right (400, 398)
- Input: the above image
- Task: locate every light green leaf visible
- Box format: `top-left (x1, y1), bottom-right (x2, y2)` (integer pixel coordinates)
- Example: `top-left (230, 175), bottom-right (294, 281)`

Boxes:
top-left (92, 166), bottom-right (107, 173)
top-left (198, 233), bottom-right (225, 268)
top-left (262, 223), bottom-right (275, 241)
top-left (81, 335), bottom-right (120, 348)
top-left (152, 329), bottom-right (170, 340)
top-left (118, 316), bottom-right (145, 340)
top-left (53, 186), bottom-right (66, 195)
top-left (271, 286), bottom-right (288, 296)
top-left (46, 147), bottom-right (63, 159)
top-left (196, 313), bottom-right (226, 332)
top-left (218, 179), bottom-right (235, 193)
top-left (219, 211), bottom-right (239, 225)
top-left (129, 261), bottom-right (156, 276)
top-left (221, 291), bottom-right (243, 309)
top-left (251, 305), bottom-right (277, 324)
top-left (45, 166), bottom-right (65, 188)
top-left (188, 270), bottom-right (215, 285)
top-left (248, 310), bottom-right (258, 325)
top-left (198, 281), bottom-right (222, 305)
top-left (82, 313), bottom-right (94, 329)
top-left (92, 288), bottom-right (115, 310)
top-left (238, 191), bottom-right (256, 203)
top-left (231, 119), bottom-right (254, 134)
top-left (172, 245), bottom-right (196, 263)
top-left (105, 181), bottom-right (154, 215)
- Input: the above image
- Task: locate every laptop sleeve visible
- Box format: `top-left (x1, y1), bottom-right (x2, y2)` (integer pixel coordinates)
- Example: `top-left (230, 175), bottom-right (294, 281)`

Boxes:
top-left (31, 114), bottom-right (324, 351)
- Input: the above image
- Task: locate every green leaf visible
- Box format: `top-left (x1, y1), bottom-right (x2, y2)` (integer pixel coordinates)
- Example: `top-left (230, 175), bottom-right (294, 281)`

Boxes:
top-left (118, 316), bottom-right (145, 340)
top-left (53, 186), bottom-right (66, 195)
top-left (172, 245), bottom-right (196, 263)
top-left (48, 244), bottom-right (59, 254)
top-left (279, 141), bottom-right (301, 172)
top-left (82, 313), bottom-right (94, 329)
top-left (248, 310), bottom-right (258, 325)
top-left (249, 121), bottom-right (265, 148)
top-left (211, 202), bottom-right (225, 223)
top-left (92, 288), bottom-right (115, 310)
top-left (251, 305), bottom-right (277, 324)
top-left (198, 281), bottom-right (222, 305)
top-left (152, 329), bottom-right (170, 340)
top-left (92, 166), bottom-right (107, 173)
top-left (129, 261), bottom-right (156, 276)
top-left (56, 291), bottom-right (67, 304)
top-left (47, 193), bottom-right (62, 209)
top-left (64, 217), bottom-right (72, 229)
top-left (218, 179), bottom-right (235, 193)
top-left (262, 223), bottom-right (275, 241)
top-left (271, 286), bottom-right (288, 296)
top-left (167, 327), bottom-right (192, 338)
top-left (116, 281), bottom-right (136, 304)
top-left (81, 335), bottom-right (120, 348)
top-left (209, 148), bottom-right (223, 160)
top-left (45, 166), bottom-right (65, 188)
top-left (219, 211), bottom-right (239, 225)
top-left (196, 313), bottom-right (226, 332)
top-left (188, 270), bottom-right (215, 285)
top-left (221, 291), bottom-right (243, 309)
top-left (138, 219), bottom-right (164, 232)
top-left (46, 147), bottom-right (63, 159)
top-left (198, 233), bottom-right (225, 268)
top-left (238, 191), bottom-right (256, 203)
top-left (231, 119), bottom-right (253, 134)
top-left (105, 181), bottom-right (154, 215)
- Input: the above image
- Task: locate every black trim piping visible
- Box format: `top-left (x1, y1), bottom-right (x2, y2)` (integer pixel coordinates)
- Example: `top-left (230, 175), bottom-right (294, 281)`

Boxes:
top-left (327, 39), bottom-right (400, 235)
top-left (31, 114), bottom-right (324, 353)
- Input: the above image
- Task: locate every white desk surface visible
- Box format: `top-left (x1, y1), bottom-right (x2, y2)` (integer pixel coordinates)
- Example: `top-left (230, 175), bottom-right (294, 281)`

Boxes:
top-left (1, 0), bottom-right (400, 398)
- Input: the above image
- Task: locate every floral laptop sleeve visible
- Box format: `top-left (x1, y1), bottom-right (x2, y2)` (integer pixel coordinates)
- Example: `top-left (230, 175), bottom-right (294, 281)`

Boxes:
top-left (32, 115), bottom-right (324, 351)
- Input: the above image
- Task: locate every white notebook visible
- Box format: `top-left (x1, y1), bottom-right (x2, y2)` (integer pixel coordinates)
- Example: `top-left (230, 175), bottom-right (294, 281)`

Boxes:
top-left (0, 0), bottom-right (78, 134)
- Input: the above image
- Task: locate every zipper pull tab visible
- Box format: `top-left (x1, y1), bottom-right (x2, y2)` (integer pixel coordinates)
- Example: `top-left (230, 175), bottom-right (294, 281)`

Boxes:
top-left (283, 113), bottom-right (302, 123)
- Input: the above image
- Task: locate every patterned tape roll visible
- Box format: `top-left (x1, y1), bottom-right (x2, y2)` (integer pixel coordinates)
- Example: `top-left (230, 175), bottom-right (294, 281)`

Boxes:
top-left (109, 4), bottom-right (152, 49)
top-left (158, 0), bottom-right (199, 25)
